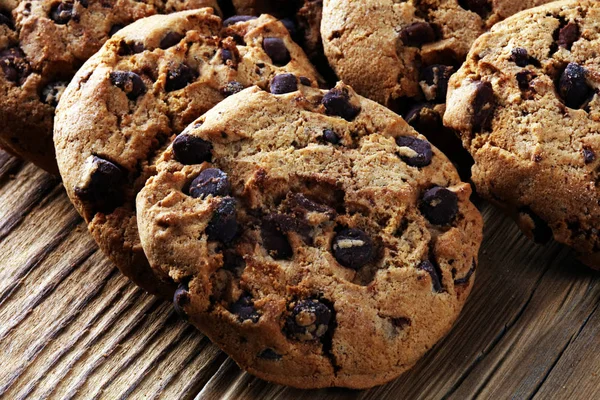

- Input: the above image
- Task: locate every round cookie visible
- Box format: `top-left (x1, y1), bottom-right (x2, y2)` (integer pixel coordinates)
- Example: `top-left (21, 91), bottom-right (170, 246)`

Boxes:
top-left (54, 9), bottom-right (321, 297)
top-left (321, 0), bottom-right (556, 109)
top-left (444, 0), bottom-right (600, 268)
top-left (0, 0), bottom-right (219, 174)
top-left (136, 82), bottom-right (483, 388)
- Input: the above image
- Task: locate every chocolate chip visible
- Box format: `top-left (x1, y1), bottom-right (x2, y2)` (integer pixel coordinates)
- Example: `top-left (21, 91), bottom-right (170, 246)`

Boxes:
top-left (172, 133), bottom-right (212, 165)
top-left (0, 48), bottom-right (31, 84)
top-left (516, 70), bottom-right (536, 91)
top-left (558, 63), bottom-right (592, 109)
top-left (258, 349), bottom-right (282, 360)
top-left (230, 294), bottom-right (260, 323)
top-left (263, 37), bottom-right (290, 66)
top-left (223, 15), bottom-right (257, 27)
top-left (0, 12), bottom-right (14, 29)
top-left (118, 40), bottom-right (145, 56)
top-left (261, 218), bottom-right (293, 259)
top-left (420, 186), bottom-right (458, 225)
top-left (519, 207), bottom-right (552, 244)
top-left (391, 317), bottom-right (411, 329)
top-left (270, 73), bottom-right (297, 94)
top-left (322, 88), bottom-right (361, 121)
top-left (458, 0), bottom-right (491, 18)
top-left (108, 24), bottom-right (123, 37)
top-left (420, 65), bottom-right (454, 102)
top-left (287, 193), bottom-right (336, 217)
top-left (74, 155), bottom-right (125, 214)
top-left (557, 22), bottom-right (580, 50)
top-left (160, 31), bottom-right (184, 49)
top-left (221, 48), bottom-right (233, 63)
top-left (50, 2), bottom-right (74, 24)
top-left (510, 47), bottom-right (530, 67)
top-left (583, 148), bottom-right (595, 164)
top-left (453, 261), bottom-right (476, 285)
top-left (399, 22), bottom-right (436, 47)
top-left (206, 197), bottom-right (237, 243)
top-left (396, 136), bottom-right (433, 167)
top-left (471, 81), bottom-right (495, 132)
top-left (299, 76), bottom-right (312, 86)
top-left (165, 64), bottom-right (198, 92)
top-left (417, 260), bottom-right (442, 292)
top-left (285, 299), bottom-right (332, 341)
top-left (41, 81), bottom-right (68, 107)
top-left (332, 228), bottom-right (374, 269)
top-left (404, 103), bottom-right (442, 135)
top-left (173, 281), bottom-right (190, 320)
top-left (322, 129), bottom-right (340, 145)
top-left (222, 81), bottom-right (245, 97)
top-left (109, 71), bottom-right (146, 100)
top-left (189, 168), bottom-right (230, 199)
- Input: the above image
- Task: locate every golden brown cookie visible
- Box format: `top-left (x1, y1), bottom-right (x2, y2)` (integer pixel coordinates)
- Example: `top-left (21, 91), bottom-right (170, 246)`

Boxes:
top-left (136, 82), bottom-right (483, 388)
top-left (54, 9), bottom-right (321, 297)
top-left (444, 0), bottom-right (600, 268)
top-left (0, 0), bottom-right (219, 174)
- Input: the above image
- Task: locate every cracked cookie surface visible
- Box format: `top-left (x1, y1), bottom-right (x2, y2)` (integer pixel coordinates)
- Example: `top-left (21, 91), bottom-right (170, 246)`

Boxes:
top-left (0, 0), bottom-right (219, 174)
top-left (444, 0), bottom-right (600, 268)
top-left (136, 82), bottom-right (483, 388)
top-left (320, 0), bottom-right (555, 110)
top-left (54, 9), bottom-right (320, 297)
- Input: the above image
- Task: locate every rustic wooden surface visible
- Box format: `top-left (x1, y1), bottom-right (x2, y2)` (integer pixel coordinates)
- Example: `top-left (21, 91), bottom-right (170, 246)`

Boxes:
top-left (1, 150), bottom-right (599, 399)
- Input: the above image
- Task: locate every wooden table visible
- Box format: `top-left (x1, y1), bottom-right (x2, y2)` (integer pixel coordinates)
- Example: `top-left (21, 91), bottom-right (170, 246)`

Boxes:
top-left (1, 150), bottom-right (599, 399)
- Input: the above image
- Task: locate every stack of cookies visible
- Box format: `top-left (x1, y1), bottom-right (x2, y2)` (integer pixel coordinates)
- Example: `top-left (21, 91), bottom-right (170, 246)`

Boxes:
top-left (1, 0), bottom-right (598, 389)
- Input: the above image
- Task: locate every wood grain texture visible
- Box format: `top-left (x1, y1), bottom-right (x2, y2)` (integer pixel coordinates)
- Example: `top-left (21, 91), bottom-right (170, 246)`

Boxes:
top-left (0, 151), bottom-right (599, 399)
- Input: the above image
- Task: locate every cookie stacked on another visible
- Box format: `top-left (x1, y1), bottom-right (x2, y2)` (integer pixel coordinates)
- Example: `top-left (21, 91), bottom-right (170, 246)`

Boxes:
top-left (0, 0), bottom-right (220, 174)
top-left (444, 0), bottom-right (600, 268)
top-left (136, 82), bottom-right (483, 388)
top-left (54, 9), bottom-right (321, 297)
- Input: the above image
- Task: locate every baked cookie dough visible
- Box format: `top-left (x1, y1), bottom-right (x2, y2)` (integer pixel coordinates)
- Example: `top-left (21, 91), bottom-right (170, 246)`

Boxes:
top-left (444, 0), bottom-right (600, 268)
top-left (136, 82), bottom-right (483, 388)
top-left (54, 9), bottom-right (320, 296)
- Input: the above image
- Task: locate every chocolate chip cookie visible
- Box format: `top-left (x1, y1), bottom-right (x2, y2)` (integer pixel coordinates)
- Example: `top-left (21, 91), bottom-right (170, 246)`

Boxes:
top-left (54, 9), bottom-right (321, 297)
top-left (444, 0), bottom-right (600, 268)
top-left (321, 0), bottom-right (555, 109)
top-left (136, 82), bottom-right (483, 388)
top-left (0, 0), bottom-right (219, 174)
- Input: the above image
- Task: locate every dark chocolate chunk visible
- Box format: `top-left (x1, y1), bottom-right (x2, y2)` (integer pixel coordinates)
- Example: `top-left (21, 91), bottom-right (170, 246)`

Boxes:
top-left (332, 228), bottom-right (375, 269)
top-left (223, 15), bottom-right (257, 26)
top-left (50, 2), bottom-right (74, 24)
top-left (261, 218), bottom-right (293, 260)
top-left (285, 299), bottom-right (332, 341)
top-left (322, 129), bottom-right (340, 145)
top-left (263, 37), bottom-right (290, 66)
top-left (189, 168), bottom-right (230, 199)
top-left (396, 136), bottom-right (433, 167)
top-left (230, 294), bottom-right (259, 323)
top-left (160, 31), bottom-right (184, 49)
top-left (510, 47), bottom-right (530, 67)
top-left (109, 71), bottom-right (146, 100)
top-left (287, 193), bottom-right (335, 218)
top-left (471, 81), bottom-right (495, 132)
top-left (173, 281), bottom-right (190, 320)
top-left (583, 148), bottom-right (595, 164)
top-left (417, 260), bottom-right (443, 292)
top-left (558, 63), bottom-right (592, 109)
top-left (420, 186), bottom-right (458, 225)
top-left (258, 348), bottom-right (282, 360)
top-left (172, 133), bottom-right (213, 165)
top-left (399, 22), bottom-right (436, 47)
top-left (557, 22), bottom-right (580, 50)
top-left (206, 197), bottom-right (237, 243)
top-left (74, 155), bottom-right (125, 214)
top-left (41, 81), bottom-right (68, 107)
top-left (220, 48), bottom-right (234, 63)
top-left (118, 40), bottom-right (145, 56)
top-left (299, 76), bottom-right (312, 86)
top-left (222, 81), bottom-right (245, 97)
top-left (270, 73), bottom-right (298, 94)
top-left (165, 64), bottom-right (198, 92)
top-left (322, 88), bottom-right (361, 121)
top-left (453, 261), bottom-right (476, 285)
top-left (0, 47), bottom-right (31, 84)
